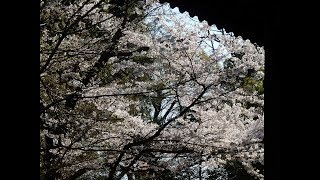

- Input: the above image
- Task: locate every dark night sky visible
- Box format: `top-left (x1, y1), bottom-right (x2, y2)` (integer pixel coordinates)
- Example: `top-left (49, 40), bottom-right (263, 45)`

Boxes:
top-left (159, 0), bottom-right (277, 46)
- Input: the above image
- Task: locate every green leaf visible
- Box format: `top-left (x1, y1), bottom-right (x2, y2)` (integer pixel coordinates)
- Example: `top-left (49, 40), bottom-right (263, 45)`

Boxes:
top-left (132, 56), bottom-right (154, 64)
top-left (199, 51), bottom-right (211, 61)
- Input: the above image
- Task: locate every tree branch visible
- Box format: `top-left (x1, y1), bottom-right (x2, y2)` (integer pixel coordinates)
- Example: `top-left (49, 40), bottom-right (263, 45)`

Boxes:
top-left (40, 0), bottom-right (103, 74)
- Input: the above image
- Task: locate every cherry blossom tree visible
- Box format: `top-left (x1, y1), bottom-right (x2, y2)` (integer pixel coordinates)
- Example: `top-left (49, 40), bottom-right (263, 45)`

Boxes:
top-left (40, 0), bottom-right (264, 179)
